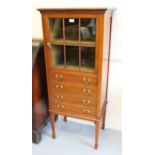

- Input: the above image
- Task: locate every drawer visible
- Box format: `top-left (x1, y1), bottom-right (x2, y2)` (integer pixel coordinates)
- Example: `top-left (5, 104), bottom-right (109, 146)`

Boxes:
top-left (51, 82), bottom-right (97, 97)
top-left (51, 92), bottom-right (97, 107)
top-left (50, 102), bottom-right (96, 118)
top-left (49, 70), bottom-right (97, 86)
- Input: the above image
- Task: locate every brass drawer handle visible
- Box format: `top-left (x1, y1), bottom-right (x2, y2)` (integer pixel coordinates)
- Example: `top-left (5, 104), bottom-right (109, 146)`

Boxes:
top-left (56, 85), bottom-right (64, 90)
top-left (56, 95), bottom-right (64, 100)
top-left (82, 109), bottom-right (91, 114)
top-left (83, 77), bottom-right (91, 84)
top-left (56, 95), bottom-right (60, 99)
top-left (57, 104), bottom-right (64, 110)
top-left (55, 74), bottom-right (63, 80)
top-left (82, 99), bottom-right (91, 105)
top-left (83, 89), bottom-right (91, 94)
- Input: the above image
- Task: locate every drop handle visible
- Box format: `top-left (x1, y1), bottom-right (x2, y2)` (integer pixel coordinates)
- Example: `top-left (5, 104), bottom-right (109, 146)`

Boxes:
top-left (83, 77), bottom-right (91, 84)
top-left (57, 95), bottom-right (64, 100)
top-left (82, 109), bottom-right (90, 114)
top-left (47, 42), bottom-right (52, 48)
top-left (82, 99), bottom-right (90, 105)
top-left (56, 85), bottom-right (64, 90)
top-left (55, 74), bottom-right (63, 80)
top-left (57, 104), bottom-right (64, 110)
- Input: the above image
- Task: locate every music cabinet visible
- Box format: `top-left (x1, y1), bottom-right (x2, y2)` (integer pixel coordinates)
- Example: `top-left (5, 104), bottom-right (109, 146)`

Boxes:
top-left (38, 8), bottom-right (113, 149)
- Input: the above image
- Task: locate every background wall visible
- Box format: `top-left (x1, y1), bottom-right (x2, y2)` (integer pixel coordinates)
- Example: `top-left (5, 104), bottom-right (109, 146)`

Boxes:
top-left (32, 0), bottom-right (122, 131)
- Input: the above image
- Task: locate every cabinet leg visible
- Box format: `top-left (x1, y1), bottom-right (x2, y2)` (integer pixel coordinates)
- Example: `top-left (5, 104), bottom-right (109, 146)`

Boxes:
top-left (64, 116), bottom-right (67, 122)
top-left (102, 108), bottom-right (106, 129)
top-left (50, 113), bottom-right (56, 139)
top-left (94, 121), bottom-right (99, 149)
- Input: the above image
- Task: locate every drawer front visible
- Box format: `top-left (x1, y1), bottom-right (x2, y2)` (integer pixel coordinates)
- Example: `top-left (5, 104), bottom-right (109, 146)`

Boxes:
top-left (50, 102), bottom-right (96, 117)
top-left (49, 71), bottom-right (98, 86)
top-left (51, 92), bottom-right (97, 107)
top-left (51, 82), bottom-right (97, 97)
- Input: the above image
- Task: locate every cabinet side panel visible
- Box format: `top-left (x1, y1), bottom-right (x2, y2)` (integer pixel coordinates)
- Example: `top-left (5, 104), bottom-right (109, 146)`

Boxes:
top-left (100, 13), bottom-right (112, 111)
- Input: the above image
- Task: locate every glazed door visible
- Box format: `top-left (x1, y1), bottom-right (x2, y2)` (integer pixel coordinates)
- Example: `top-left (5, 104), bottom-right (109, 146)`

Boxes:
top-left (46, 15), bottom-right (98, 73)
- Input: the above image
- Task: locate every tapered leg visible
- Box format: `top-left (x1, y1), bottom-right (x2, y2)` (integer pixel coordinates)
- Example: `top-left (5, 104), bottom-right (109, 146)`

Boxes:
top-left (64, 116), bottom-right (67, 122)
top-left (95, 121), bottom-right (99, 149)
top-left (102, 107), bottom-right (107, 129)
top-left (50, 113), bottom-right (56, 139)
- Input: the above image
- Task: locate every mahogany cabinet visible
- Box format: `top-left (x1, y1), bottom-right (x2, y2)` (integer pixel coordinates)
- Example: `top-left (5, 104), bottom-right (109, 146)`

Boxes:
top-left (38, 8), bottom-right (113, 149)
top-left (32, 40), bottom-right (58, 143)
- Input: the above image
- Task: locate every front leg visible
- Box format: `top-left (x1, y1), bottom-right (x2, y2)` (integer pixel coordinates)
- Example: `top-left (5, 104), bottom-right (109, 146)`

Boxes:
top-left (64, 116), bottom-right (67, 122)
top-left (101, 108), bottom-right (106, 129)
top-left (50, 113), bottom-right (56, 139)
top-left (94, 121), bottom-right (99, 149)
top-left (102, 100), bottom-right (108, 129)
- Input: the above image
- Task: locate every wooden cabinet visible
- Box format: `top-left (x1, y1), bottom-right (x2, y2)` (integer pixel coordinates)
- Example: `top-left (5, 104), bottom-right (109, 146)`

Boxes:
top-left (32, 41), bottom-right (49, 143)
top-left (38, 8), bottom-right (113, 149)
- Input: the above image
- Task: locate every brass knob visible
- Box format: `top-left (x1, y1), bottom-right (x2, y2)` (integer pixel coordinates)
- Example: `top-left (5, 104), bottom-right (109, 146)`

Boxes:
top-left (47, 42), bottom-right (52, 48)
top-left (56, 85), bottom-right (59, 89)
top-left (82, 99), bottom-right (86, 103)
top-left (56, 74), bottom-right (59, 78)
top-left (60, 75), bottom-right (63, 79)
top-left (83, 89), bottom-right (86, 93)
top-left (88, 78), bottom-right (91, 83)
top-left (82, 109), bottom-right (90, 114)
top-left (57, 104), bottom-right (61, 108)
top-left (60, 96), bottom-right (64, 99)
top-left (56, 95), bottom-right (60, 99)
top-left (61, 105), bottom-right (64, 109)
top-left (83, 77), bottom-right (86, 82)
top-left (87, 110), bottom-right (90, 114)
top-left (87, 90), bottom-right (91, 94)
top-left (60, 85), bottom-right (63, 89)
top-left (87, 100), bottom-right (90, 104)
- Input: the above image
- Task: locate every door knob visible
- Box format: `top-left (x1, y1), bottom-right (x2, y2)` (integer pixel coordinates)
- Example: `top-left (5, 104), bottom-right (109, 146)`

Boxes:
top-left (47, 42), bottom-right (52, 48)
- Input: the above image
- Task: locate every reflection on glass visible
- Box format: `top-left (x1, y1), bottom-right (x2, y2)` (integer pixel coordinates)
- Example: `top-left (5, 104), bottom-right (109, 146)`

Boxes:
top-left (65, 18), bottom-right (79, 41)
top-left (81, 47), bottom-right (95, 71)
top-left (80, 19), bottom-right (96, 42)
top-left (66, 46), bottom-right (79, 68)
top-left (51, 45), bottom-right (64, 68)
top-left (49, 18), bottom-right (63, 42)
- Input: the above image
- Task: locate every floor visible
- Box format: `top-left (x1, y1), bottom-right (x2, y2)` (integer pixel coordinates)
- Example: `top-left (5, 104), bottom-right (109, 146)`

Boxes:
top-left (32, 118), bottom-right (122, 155)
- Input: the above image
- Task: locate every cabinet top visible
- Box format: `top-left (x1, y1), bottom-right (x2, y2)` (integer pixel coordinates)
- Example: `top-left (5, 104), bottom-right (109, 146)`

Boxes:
top-left (37, 8), bottom-right (114, 15)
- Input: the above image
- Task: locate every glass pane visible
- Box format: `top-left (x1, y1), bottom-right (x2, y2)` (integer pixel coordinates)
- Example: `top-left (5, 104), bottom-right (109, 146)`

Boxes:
top-left (80, 19), bottom-right (96, 42)
top-left (66, 46), bottom-right (79, 69)
top-left (81, 47), bottom-right (95, 71)
top-left (51, 45), bottom-right (64, 68)
top-left (49, 18), bottom-right (63, 42)
top-left (65, 18), bottom-right (79, 41)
